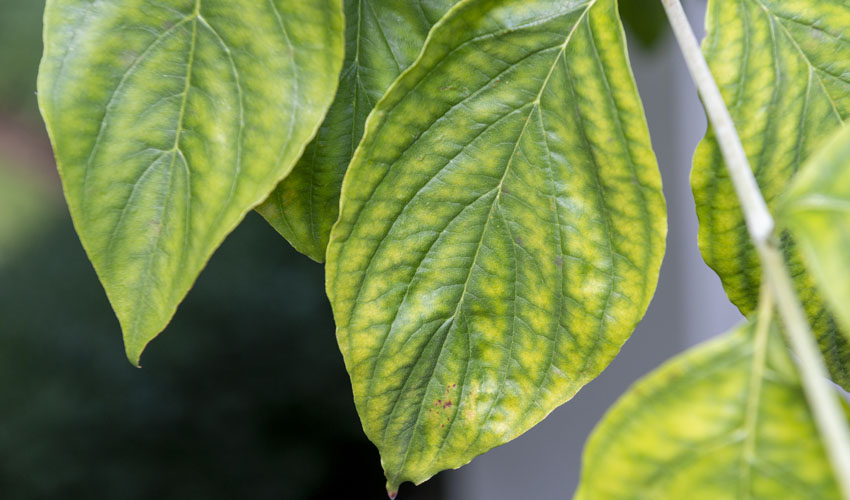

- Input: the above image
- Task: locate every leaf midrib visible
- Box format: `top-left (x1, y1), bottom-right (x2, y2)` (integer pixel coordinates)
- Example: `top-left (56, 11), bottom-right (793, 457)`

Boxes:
top-left (126, 0), bottom-right (201, 342)
top-left (750, 0), bottom-right (847, 122)
top-left (786, 194), bottom-right (850, 217)
top-left (384, 1), bottom-right (596, 483)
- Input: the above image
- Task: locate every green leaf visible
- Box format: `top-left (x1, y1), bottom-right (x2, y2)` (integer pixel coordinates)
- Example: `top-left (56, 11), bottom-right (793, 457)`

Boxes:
top-left (257, 0), bottom-right (460, 262)
top-left (618, 0), bottom-right (667, 48)
top-left (38, 0), bottom-right (344, 365)
top-left (779, 124), bottom-right (850, 336)
top-left (576, 322), bottom-right (843, 500)
top-left (325, 0), bottom-right (666, 492)
top-left (692, 0), bottom-right (850, 388)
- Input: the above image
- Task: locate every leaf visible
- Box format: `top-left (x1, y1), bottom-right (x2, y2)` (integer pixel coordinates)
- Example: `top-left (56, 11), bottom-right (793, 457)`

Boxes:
top-left (257, 0), bottom-right (460, 262)
top-left (38, 0), bottom-right (344, 364)
top-left (779, 124), bottom-right (850, 336)
top-left (325, 0), bottom-right (666, 492)
top-left (618, 0), bottom-right (667, 48)
top-left (692, 0), bottom-right (850, 388)
top-left (575, 322), bottom-right (843, 500)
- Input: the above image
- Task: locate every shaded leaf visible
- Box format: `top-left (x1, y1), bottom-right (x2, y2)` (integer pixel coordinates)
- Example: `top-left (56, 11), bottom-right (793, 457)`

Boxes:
top-left (576, 322), bottom-right (843, 500)
top-left (779, 124), bottom-right (850, 336)
top-left (692, 0), bottom-right (850, 388)
top-left (258, 0), bottom-right (460, 262)
top-left (325, 0), bottom-right (666, 492)
top-left (38, 0), bottom-right (345, 364)
top-left (618, 0), bottom-right (667, 48)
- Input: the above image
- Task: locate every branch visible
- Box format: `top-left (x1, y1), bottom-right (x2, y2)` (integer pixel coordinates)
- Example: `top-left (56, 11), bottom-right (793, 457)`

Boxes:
top-left (660, 0), bottom-right (850, 497)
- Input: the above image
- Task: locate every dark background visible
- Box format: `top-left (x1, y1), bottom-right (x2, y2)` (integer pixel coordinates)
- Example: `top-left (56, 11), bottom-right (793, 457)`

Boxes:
top-left (0, 1), bottom-right (667, 498)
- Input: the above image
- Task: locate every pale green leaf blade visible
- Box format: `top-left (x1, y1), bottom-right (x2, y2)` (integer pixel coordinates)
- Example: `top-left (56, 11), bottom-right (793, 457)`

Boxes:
top-left (779, 124), bottom-right (850, 335)
top-left (576, 323), bottom-right (843, 500)
top-left (692, 0), bottom-right (850, 388)
top-left (38, 0), bottom-right (344, 364)
top-left (257, 0), bottom-right (460, 262)
top-left (325, 0), bottom-right (666, 492)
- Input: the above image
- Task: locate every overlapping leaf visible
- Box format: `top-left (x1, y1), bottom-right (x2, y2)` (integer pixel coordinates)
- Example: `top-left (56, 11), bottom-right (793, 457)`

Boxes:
top-left (258, 0), bottom-right (460, 262)
top-left (576, 322), bottom-right (843, 500)
top-left (325, 0), bottom-right (666, 492)
top-left (618, 0), bottom-right (666, 48)
top-left (692, 0), bottom-right (850, 388)
top-left (38, 0), bottom-right (344, 364)
top-left (780, 124), bottom-right (850, 335)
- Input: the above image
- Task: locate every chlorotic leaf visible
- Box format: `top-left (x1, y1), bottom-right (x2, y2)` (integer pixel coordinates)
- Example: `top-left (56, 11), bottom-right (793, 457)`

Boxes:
top-left (576, 322), bottom-right (843, 500)
top-left (692, 0), bottom-right (850, 388)
top-left (38, 0), bottom-right (344, 364)
top-left (779, 124), bottom-right (850, 336)
top-left (325, 0), bottom-right (666, 492)
top-left (257, 0), bottom-right (460, 262)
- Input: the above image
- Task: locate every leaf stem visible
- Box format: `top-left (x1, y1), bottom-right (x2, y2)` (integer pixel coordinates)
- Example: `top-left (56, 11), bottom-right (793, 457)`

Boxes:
top-left (660, 0), bottom-right (850, 497)
top-left (740, 284), bottom-right (773, 498)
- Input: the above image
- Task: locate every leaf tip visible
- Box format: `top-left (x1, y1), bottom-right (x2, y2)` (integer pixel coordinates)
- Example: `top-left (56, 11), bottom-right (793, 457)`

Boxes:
top-left (124, 339), bottom-right (149, 369)
top-left (386, 478), bottom-right (400, 500)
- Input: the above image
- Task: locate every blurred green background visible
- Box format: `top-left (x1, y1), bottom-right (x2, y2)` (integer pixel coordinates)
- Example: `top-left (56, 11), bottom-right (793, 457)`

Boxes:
top-left (0, 1), bottom-right (664, 498)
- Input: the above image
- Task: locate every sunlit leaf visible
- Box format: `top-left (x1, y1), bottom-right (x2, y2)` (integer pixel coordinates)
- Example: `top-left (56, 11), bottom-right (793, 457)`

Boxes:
top-left (692, 0), bottom-right (850, 388)
top-left (576, 322), bottom-right (843, 500)
top-left (325, 0), bottom-right (666, 492)
top-left (38, 0), bottom-right (344, 364)
top-left (779, 124), bottom-right (850, 336)
top-left (258, 0), bottom-right (460, 262)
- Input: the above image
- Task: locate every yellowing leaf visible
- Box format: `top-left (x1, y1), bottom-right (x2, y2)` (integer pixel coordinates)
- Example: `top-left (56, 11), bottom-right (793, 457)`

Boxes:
top-left (780, 124), bottom-right (850, 336)
top-left (38, 0), bottom-right (344, 364)
top-left (258, 0), bottom-right (460, 262)
top-left (325, 0), bottom-right (666, 492)
top-left (576, 322), bottom-right (843, 500)
top-left (692, 0), bottom-right (850, 388)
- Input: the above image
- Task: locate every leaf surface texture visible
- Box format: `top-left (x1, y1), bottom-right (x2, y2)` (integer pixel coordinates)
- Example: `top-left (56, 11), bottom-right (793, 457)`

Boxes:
top-left (692, 0), bottom-right (850, 387)
top-left (325, 0), bottom-right (666, 490)
top-left (38, 0), bottom-right (344, 363)
top-left (780, 124), bottom-right (850, 335)
top-left (258, 0), bottom-right (460, 262)
top-left (576, 322), bottom-right (843, 500)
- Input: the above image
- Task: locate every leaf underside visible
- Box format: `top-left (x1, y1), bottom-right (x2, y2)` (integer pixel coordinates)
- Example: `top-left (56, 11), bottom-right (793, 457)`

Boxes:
top-left (38, 0), bottom-right (344, 364)
top-left (576, 323), bottom-right (842, 500)
top-left (692, 0), bottom-right (850, 389)
top-left (326, 0), bottom-right (666, 491)
top-left (258, 0), bottom-right (460, 263)
top-left (780, 124), bottom-right (850, 336)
